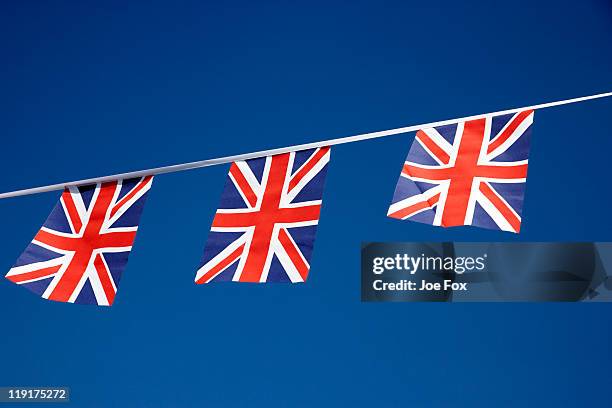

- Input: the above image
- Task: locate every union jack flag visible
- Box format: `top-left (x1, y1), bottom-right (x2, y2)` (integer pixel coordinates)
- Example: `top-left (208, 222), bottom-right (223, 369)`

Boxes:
top-left (5, 176), bottom-right (153, 306)
top-left (388, 110), bottom-right (533, 233)
top-left (195, 147), bottom-right (330, 283)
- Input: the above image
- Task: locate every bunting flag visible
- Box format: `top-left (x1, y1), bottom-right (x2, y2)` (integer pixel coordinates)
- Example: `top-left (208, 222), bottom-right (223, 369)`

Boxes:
top-left (387, 110), bottom-right (533, 233)
top-left (5, 177), bottom-right (153, 306)
top-left (195, 147), bottom-right (330, 283)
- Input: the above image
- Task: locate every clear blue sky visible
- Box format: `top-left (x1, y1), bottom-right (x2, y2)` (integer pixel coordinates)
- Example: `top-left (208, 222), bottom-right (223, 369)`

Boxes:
top-left (1, 1), bottom-right (611, 407)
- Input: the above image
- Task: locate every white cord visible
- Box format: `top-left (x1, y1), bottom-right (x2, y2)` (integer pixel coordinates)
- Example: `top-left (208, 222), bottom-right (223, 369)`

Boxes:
top-left (1, 91), bottom-right (610, 199)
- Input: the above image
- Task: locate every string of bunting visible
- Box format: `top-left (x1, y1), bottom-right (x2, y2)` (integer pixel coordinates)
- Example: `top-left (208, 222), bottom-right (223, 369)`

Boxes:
top-left (2, 91), bottom-right (611, 306)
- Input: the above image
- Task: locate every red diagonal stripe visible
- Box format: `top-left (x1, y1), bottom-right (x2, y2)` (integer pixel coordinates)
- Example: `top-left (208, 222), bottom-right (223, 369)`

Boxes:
top-left (34, 229), bottom-right (79, 251)
top-left (479, 182), bottom-right (521, 232)
top-left (487, 110), bottom-right (533, 154)
top-left (388, 193), bottom-right (440, 220)
top-left (229, 163), bottom-right (258, 207)
top-left (278, 228), bottom-right (309, 281)
top-left (94, 254), bottom-right (116, 305)
top-left (61, 190), bottom-right (83, 233)
top-left (196, 243), bottom-right (245, 284)
top-left (110, 176), bottom-right (153, 218)
top-left (6, 264), bottom-right (61, 283)
top-left (415, 130), bottom-right (450, 164)
top-left (288, 147), bottom-right (330, 192)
